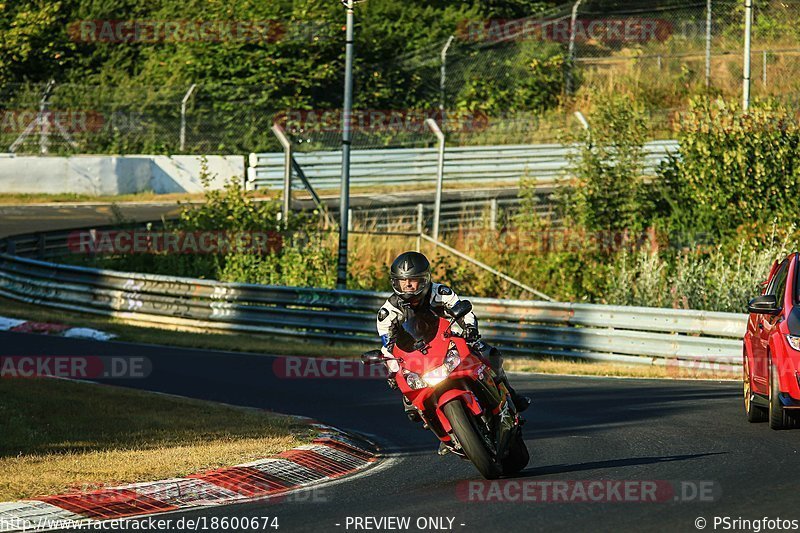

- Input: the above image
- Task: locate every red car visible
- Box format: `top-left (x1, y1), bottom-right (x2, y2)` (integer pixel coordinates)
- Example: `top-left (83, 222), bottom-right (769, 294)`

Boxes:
top-left (743, 252), bottom-right (800, 429)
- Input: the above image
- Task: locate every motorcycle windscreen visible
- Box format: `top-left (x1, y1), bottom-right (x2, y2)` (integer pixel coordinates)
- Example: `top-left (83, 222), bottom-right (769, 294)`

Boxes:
top-left (397, 306), bottom-right (440, 349)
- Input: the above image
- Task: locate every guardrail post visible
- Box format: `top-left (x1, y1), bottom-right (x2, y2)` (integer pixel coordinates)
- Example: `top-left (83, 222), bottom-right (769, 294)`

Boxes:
top-left (348, 208), bottom-right (353, 232)
top-left (489, 198), bottom-right (498, 231)
top-left (37, 234), bottom-right (45, 259)
top-left (7, 239), bottom-right (16, 255)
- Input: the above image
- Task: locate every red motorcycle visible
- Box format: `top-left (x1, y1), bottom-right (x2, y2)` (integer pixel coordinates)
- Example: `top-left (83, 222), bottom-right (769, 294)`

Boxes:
top-left (362, 300), bottom-right (529, 479)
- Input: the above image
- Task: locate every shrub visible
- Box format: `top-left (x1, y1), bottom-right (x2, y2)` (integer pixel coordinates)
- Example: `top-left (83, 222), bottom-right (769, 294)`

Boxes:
top-left (657, 98), bottom-right (800, 237)
top-left (558, 92), bottom-right (650, 232)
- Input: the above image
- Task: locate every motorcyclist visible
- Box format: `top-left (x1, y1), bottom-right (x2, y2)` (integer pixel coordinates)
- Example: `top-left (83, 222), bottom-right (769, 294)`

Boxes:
top-left (376, 251), bottom-right (531, 453)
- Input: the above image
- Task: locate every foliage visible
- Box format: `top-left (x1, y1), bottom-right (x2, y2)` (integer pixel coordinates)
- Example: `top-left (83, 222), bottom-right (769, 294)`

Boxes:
top-left (656, 98), bottom-right (800, 237)
top-left (556, 92), bottom-right (649, 231)
top-left (64, 160), bottom-right (337, 287)
top-left (0, 0), bottom-right (573, 153)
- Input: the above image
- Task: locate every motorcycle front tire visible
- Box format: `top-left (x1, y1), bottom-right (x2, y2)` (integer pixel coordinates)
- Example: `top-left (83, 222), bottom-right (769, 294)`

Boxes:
top-left (442, 400), bottom-right (502, 480)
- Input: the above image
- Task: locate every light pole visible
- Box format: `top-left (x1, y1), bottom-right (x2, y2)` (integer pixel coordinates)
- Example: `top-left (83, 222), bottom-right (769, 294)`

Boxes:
top-left (337, 0), bottom-right (355, 289)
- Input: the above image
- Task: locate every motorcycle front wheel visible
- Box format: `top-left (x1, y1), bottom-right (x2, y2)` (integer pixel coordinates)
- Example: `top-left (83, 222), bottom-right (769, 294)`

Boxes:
top-left (442, 400), bottom-right (502, 479)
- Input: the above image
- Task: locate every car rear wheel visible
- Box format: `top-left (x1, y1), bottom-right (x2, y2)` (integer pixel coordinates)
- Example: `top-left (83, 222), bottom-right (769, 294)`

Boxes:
top-left (769, 361), bottom-right (795, 430)
top-left (744, 353), bottom-right (767, 423)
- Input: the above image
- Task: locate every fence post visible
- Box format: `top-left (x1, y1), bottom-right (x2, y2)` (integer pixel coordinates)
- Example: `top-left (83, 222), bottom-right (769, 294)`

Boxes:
top-left (763, 50), bottom-right (768, 87)
top-left (705, 0), bottom-right (712, 88)
top-left (180, 84), bottom-right (197, 152)
top-left (416, 203), bottom-right (423, 252)
top-left (271, 124), bottom-right (293, 226)
top-left (440, 35), bottom-right (455, 133)
top-left (566, 0), bottom-right (584, 95)
top-left (743, 0), bottom-right (753, 111)
top-left (425, 118), bottom-right (446, 242)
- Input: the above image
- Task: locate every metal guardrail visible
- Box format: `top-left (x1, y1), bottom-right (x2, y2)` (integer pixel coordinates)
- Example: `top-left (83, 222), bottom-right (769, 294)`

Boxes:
top-left (0, 225), bottom-right (746, 371)
top-left (247, 141), bottom-right (678, 191)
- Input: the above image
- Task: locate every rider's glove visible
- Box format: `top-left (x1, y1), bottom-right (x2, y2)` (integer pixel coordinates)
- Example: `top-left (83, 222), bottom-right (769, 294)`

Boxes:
top-left (386, 372), bottom-right (398, 390)
top-left (463, 325), bottom-right (481, 344)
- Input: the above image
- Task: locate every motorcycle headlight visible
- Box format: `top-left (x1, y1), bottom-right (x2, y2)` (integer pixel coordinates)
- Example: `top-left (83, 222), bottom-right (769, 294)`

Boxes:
top-left (404, 370), bottom-right (427, 390)
top-left (422, 343), bottom-right (461, 387)
top-left (787, 335), bottom-right (800, 351)
top-left (444, 343), bottom-right (461, 373)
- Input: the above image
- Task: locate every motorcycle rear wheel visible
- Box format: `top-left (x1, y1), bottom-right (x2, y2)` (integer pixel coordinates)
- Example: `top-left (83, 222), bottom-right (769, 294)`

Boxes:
top-left (501, 432), bottom-right (529, 475)
top-left (442, 401), bottom-right (502, 479)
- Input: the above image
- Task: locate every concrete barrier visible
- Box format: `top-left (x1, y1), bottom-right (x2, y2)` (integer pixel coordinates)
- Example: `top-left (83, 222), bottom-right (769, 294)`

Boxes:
top-left (0, 155), bottom-right (245, 195)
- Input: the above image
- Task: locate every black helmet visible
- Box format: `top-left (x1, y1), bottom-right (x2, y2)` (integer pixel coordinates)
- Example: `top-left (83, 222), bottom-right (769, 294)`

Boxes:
top-left (390, 251), bottom-right (431, 304)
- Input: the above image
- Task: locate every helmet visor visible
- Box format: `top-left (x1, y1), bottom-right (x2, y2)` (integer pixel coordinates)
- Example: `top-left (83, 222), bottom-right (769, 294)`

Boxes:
top-left (390, 273), bottom-right (431, 299)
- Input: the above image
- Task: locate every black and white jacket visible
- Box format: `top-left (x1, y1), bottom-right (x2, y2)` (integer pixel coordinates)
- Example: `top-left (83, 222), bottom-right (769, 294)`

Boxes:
top-left (376, 282), bottom-right (477, 372)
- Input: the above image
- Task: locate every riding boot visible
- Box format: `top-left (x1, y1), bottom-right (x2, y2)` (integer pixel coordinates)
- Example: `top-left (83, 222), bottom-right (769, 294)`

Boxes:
top-left (500, 373), bottom-right (531, 412)
top-left (481, 342), bottom-right (531, 413)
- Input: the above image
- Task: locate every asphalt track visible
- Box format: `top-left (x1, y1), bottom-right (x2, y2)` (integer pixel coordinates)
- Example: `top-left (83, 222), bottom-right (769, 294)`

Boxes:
top-left (4, 331), bottom-right (800, 533)
top-left (0, 204), bottom-right (184, 238)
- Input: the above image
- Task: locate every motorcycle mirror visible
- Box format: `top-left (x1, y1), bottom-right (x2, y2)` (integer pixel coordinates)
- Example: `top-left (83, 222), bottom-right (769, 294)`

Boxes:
top-left (449, 300), bottom-right (473, 320)
top-left (361, 349), bottom-right (385, 365)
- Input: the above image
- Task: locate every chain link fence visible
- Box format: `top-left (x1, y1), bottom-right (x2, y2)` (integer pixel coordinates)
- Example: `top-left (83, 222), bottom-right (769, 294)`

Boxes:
top-left (0, 83), bottom-right (284, 155)
top-left (3, 1), bottom-right (798, 155)
top-left (408, 0), bottom-right (800, 143)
